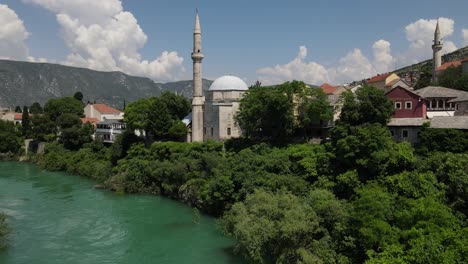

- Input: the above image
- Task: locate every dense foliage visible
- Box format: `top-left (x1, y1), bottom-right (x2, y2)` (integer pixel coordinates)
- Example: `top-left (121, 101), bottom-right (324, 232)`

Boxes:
top-left (437, 65), bottom-right (468, 91)
top-left (0, 120), bottom-right (22, 154)
top-left (236, 81), bottom-right (332, 141)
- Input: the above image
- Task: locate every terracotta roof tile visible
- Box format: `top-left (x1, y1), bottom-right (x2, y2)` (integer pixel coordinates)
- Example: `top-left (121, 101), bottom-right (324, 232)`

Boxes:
top-left (436, 60), bottom-right (462, 71)
top-left (368, 73), bottom-right (391, 83)
top-left (320, 83), bottom-right (339, 94)
top-left (92, 104), bottom-right (122, 114)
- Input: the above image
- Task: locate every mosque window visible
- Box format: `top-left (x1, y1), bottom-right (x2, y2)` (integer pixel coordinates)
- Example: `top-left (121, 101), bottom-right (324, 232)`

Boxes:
top-left (227, 128), bottom-right (231, 136)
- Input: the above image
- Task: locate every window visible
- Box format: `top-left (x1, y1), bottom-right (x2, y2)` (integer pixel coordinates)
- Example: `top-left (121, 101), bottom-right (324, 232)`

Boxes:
top-left (227, 127), bottom-right (231, 136)
top-left (395, 102), bottom-right (402, 109)
top-left (402, 130), bottom-right (409, 138)
top-left (431, 99), bottom-right (437, 109)
top-left (211, 127), bottom-right (213, 136)
top-left (390, 130), bottom-right (394, 136)
top-left (456, 104), bottom-right (459, 110)
top-left (405, 101), bottom-right (412, 109)
top-left (438, 99), bottom-right (444, 109)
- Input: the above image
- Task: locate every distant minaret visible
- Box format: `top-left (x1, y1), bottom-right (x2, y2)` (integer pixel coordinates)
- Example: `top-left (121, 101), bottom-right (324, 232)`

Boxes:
top-left (191, 10), bottom-right (204, 142)
top-left (432, 19), bottom-right (442, 82)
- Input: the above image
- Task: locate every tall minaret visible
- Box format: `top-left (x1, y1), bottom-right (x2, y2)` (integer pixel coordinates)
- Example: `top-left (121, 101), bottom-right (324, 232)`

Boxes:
top-left (191, 10), bottom-right (204, 142)
top-left (432, 19), bottom-right (442, 82)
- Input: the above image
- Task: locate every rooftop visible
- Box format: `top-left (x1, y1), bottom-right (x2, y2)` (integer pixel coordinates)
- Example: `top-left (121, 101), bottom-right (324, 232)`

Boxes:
top-left (413, 86), bottom-right (468, 98)
top-left (430, 116), bottom-right (468, 130)
top-left (320, 83), bottom-right (339, 94)
top-left (208, 75), bottom-right (248, 91)
top-left (368, 73), bottom-right (392, 83)
top-left (388, 118), bottom-right (428, 127)
top-left (435, 60), bottom-right (463, 72)
top-left (91, 104), bottom-right (123, 114)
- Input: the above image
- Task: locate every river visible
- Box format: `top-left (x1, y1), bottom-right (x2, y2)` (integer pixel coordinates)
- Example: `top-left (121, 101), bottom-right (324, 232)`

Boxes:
top-left (0, 162), bottom-right (243, 264)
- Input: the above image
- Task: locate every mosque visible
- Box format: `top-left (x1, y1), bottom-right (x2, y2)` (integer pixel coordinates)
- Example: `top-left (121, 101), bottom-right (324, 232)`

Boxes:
top-left (187, 11), bottom-right (249, 142)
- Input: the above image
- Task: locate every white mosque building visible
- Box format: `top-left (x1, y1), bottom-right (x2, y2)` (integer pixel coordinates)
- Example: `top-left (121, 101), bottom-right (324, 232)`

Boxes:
top-left (187, 11), bottom-right (249, 142)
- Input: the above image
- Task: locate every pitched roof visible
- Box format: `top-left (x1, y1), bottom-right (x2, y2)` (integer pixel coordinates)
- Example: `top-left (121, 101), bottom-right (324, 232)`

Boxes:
top-left (430, 116), bottom-right (468, 130)
top-left (92, 104), bottom-right (122, 114)
top-left (368, 73), bottom-right (391, 83)
top-left (80, 117), bottom-right (99, 124)
top-left (414, 86), bottom-right (468, 98)
top-left (435, 60), bottom-right (463, 72)
top-left (388, 118), bottom-right (428, 127)
top-left (385, 85), bottom-right (424, 99)
top-left (320, 83), bottom-right (339, 94)
top-left (448, 94), bottom-right (468, 103)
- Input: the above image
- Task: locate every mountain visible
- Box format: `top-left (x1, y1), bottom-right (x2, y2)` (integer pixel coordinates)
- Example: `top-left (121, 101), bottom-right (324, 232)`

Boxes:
top-left (0, 60), bottom-right (213, 109)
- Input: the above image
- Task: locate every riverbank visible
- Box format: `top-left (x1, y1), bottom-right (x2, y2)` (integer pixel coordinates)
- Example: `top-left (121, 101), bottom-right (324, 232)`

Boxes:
top-left (23, 138), bottom-right (468, 263)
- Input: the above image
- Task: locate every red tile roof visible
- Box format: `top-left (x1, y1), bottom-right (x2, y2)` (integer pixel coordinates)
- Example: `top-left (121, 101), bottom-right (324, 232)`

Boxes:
top-left (14, 113), bottom-right (32, 120)
top-left (368, 73), bottom-right (391, 83)
top-left (436, 60), bottom-right (463, 72)
top-left (92, 104), bottom-right (122, 114)
top-left (320, 83), bottom-right (339, 94)
top-left (80, 117), bottom-right (99, 124)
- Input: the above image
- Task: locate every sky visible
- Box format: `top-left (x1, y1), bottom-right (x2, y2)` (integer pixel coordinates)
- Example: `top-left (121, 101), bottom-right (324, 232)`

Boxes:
top-left (0, 0), bottom-right (467, 86)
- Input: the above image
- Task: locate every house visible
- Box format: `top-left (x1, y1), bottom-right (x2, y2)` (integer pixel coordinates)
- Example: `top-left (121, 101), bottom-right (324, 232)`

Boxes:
top-left (367, 73), bottom-right (400, 91)
top-left (386, 86), bottom-right (427, 119)
top-left (449, 94), bottom-right (468, 116)
top-left (95, 119), bottom-right (126, 143)
top-left (386, 86), bottom-right (428, 144)
top-left (384, 79), bottom-right (411, 92)
top-left (413, 86), bottom-right (468, 117)
top-left (84, 103), bottom-right (124, 122)
top-left (320, 83), bottom-right (340, 94)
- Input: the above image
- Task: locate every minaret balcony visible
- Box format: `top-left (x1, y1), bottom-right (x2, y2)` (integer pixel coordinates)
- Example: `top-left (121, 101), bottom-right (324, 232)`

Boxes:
top-left (191, 52), bottom-right (204, 61)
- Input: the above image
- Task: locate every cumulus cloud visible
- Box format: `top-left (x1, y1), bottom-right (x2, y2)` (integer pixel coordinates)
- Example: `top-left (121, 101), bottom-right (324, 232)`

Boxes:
top-left (0, 4), bottom-right (31, 60)
top-left (463, 29), bottom-right (468, 47)
top-left (372, 39), bottom-right (394, 73)
top-left (25, 0), bottom-right (184, 81)
top-left (257, 45), bottom-right (381, 85)
top-left (399, 17), bottom-right (457, 65)
top-left (257, 46), bottom-right (328, 85)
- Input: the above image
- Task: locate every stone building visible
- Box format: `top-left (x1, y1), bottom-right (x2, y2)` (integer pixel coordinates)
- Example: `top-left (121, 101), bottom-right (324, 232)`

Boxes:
top-left (187, 11), bottom-right (249, 142)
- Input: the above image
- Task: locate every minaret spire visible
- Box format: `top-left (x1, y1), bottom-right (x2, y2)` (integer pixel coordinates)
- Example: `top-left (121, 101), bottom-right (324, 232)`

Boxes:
top-left (191, 9), bottom-right (204, 142)
top-left (432, 18), bottom-right (443, 82)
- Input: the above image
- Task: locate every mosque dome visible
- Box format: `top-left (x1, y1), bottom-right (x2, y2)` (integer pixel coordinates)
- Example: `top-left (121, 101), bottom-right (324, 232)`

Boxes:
top-left (208, 75), bottom-right (249, 91)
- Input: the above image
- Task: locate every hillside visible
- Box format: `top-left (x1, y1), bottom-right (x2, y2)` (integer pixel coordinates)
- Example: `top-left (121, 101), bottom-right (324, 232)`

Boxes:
top-left (395, 45), bottom-right (468, 74)
top-left (0, 60), bottom-right (213, 109)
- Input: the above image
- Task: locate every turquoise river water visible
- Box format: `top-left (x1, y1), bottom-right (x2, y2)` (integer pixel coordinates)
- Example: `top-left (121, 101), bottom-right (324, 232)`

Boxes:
top-left (0, 162), bottom-right (243, 264)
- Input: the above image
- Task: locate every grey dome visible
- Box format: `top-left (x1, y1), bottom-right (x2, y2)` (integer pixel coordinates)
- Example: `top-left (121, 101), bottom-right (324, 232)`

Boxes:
top-left (208, 75), bottom-right (248, 91)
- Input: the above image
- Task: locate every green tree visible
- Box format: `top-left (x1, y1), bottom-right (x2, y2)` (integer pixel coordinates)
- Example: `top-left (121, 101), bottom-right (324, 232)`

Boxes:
top-left (167, 120), bottom-right (188, 141)
top-left (29, 102), bottom-right (43, 114)
top-left (21, 106), bottom-right (31, 137)
top-left (30, 114), bottom-right (55, 142)
top-left (60, 122), bottom-right (93, 150)
top-left (414, 66), bottom-right (432, 90)
top-left (159, 91), bottom-right (191, 120)
top-left (338, 85), bottom-right (394, 126)
top-left (297, 88), bottom-right (333, 139)
top-left (236, 85), bottom-right (294, 140)
top-left (221, 189), bottom-right (349, 263)
top-left (148, 98), bottom-right (173, 139)
top-left (14, 106), bottom-right (22, 113)
top-left (417, 123), bottom-right (468, 153)
top-left (0, 120), bottom-right (21, 153)
top-left (73, 91), bottom-right (84, 102)
top-left (124, 98), bottom-right (152, 140)
top-left (44, 97), bottom-right (84, 122)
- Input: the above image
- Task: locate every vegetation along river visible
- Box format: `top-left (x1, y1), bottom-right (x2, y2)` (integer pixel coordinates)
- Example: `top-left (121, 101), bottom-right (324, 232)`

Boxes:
top-left (0, 162), bottom-right (242, 264)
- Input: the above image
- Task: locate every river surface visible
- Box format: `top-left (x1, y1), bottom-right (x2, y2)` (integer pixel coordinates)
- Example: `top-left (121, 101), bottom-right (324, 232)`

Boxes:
top-left (0, 162), bottom-right (243, 264)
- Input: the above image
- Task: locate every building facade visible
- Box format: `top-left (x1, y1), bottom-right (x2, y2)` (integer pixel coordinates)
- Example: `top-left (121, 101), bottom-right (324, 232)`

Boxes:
top-left (386, 86), bottom-right (427, 118)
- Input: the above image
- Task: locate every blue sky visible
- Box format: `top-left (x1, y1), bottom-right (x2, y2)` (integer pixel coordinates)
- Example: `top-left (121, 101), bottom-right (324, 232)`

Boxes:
top-left (1, 0), bottom-right (467, 85)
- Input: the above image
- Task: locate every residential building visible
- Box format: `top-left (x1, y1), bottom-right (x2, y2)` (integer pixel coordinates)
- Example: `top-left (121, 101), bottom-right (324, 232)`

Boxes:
top-left (320, 83), bottom-right (340, 94)
top-left (384, 79), bottom-right (411, 92)
top-left (413, 86), bottom-right (468, 117)
top-left (366, 73), bottom-right (400, 91)
top-left (84, 103), bottom-right (124, 122)
top-left (386, 86), bottom-right (428, 144)
top-left (95, 119), bottom-right (126, 143)
top-left (386, 86), bottom-right (427, 118)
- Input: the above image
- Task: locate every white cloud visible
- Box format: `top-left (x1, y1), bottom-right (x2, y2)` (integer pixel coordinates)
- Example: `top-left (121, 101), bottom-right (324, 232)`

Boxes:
top-left (257, 45), bottom-right (379, 85)
top-left (372, 39), bottom-right (394, 73)
top-left (257, 46), bottom-right (328, 85)
top-left (399, 17), bottom-right (457, 65)
top-left (0, 4), bottom-right (31, 60)
top-left (463, 29), bottom-right (468, 47)
top-left (25, 0), bottom-right (184, 81)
